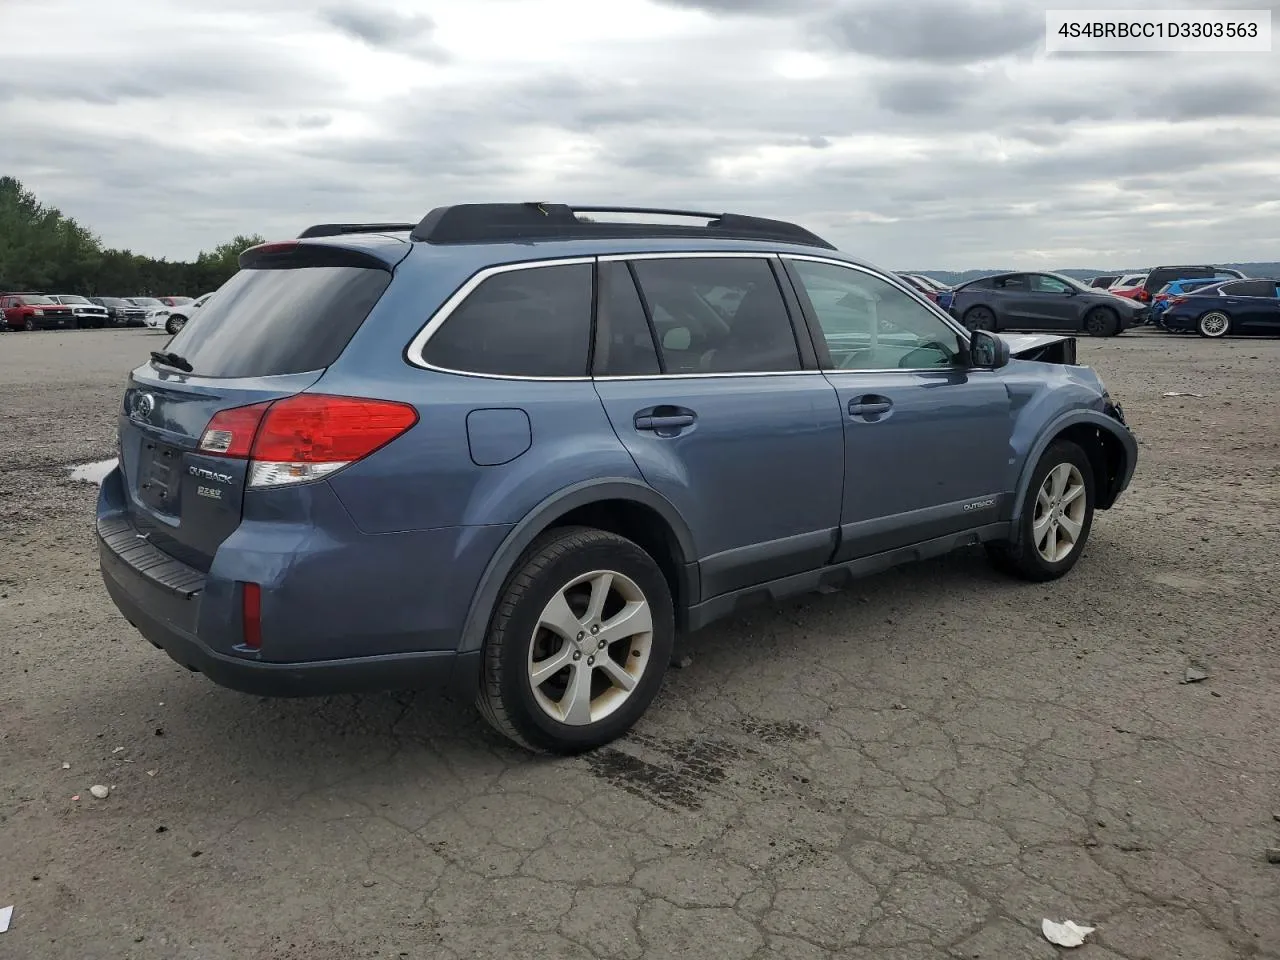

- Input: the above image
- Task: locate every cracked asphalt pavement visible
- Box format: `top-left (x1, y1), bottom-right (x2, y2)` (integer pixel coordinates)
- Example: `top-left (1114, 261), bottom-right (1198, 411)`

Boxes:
top-left (2, 328), bottom-right (1279, 959)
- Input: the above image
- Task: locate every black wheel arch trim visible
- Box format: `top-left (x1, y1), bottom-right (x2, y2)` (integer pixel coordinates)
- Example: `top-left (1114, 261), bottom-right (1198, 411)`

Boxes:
top-left (1010, 410), bottom-right (1137, 526)
top-left (455, 478), bottom-right (698, 656)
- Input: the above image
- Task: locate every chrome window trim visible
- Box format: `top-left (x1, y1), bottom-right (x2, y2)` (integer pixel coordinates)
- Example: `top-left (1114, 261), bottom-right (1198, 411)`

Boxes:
top-left (598, 251), bottom-right (779, 262)
top-left (404, 249), bottom-right (976, 383)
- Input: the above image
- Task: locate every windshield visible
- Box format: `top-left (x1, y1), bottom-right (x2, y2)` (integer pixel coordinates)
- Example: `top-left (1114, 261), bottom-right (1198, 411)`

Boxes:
top-left (57, 295), bottom-right (90, 304)
top-left (131, 298), bottom-right (164, 307)
top-left (21, 295), bottom-right (56, 305)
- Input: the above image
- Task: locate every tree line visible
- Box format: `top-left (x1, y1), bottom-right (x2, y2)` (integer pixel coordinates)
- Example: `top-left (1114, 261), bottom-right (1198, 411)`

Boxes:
top-left (0, 176), bottom-right (264, 297)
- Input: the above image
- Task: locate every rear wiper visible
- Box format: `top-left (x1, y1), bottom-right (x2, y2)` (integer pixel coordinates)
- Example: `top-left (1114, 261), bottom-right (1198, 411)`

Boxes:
top-left (150, 350), bottom-right (193, 372)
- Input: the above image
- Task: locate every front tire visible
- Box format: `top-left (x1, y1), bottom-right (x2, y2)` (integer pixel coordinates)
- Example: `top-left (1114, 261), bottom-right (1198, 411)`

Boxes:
top-left (23, 317), bottom-right (35, 331)
top-left (1197, 311), bottom-right (1230, 338)
top-left (987, 440), bottom-right (1095, 582)
top-left (477, 526), bottom-right (675, 754)
top-left (1083, 307), bottom-right (1118, 337)
top-left (165, 315), bottom-right (186, 336)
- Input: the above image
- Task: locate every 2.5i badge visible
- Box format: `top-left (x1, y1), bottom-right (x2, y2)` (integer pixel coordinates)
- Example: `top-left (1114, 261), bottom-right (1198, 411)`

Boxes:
top-left (197, 485), bottom-right (223, 500)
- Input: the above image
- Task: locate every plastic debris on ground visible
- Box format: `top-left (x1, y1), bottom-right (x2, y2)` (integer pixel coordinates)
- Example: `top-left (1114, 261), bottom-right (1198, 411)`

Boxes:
top-left (1162, 391), bottom-right (1205, 398)
top-left (1042, 918), bottom-right (1095, 947)
top-left (0, 905), bottom-right (12, 934)
top-left (1181, 665), bottom-right (1210, 684)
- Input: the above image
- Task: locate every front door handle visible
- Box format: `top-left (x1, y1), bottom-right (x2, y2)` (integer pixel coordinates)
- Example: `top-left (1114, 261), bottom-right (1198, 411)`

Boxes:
top-left (849, 395), bottom-right (893, 418)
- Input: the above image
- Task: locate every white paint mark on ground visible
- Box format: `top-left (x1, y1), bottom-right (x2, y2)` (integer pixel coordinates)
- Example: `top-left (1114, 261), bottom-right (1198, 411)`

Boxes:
top-left (68, 459), bottom-right (117, 485)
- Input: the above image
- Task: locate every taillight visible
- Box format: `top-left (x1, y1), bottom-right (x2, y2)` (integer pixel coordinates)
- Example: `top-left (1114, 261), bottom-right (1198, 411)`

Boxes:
top-left (1154, 294), bottom-right (1169, 302)
top-left (200, 394), bottom-right (418, 488)
top-left (1169, 296), bottom-right (1187, 305)
top-left (241, 582), bottom-right (262, 650)
top-left (1138, 290), bottom-right (1151, 302)
top-left (199, 402), bottom-right (271, 457)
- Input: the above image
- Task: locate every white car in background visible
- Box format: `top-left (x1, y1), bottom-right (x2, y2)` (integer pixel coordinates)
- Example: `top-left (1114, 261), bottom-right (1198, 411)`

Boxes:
top-left (131, 297), bottom-right (173, 329)
top-left (163, 292), bottom-right (214, 335)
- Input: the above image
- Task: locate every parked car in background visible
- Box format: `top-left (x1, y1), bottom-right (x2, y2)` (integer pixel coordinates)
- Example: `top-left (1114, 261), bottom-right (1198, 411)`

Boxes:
top-left (163, 291), bottom-right (214, 335)
top-left (1142, 265), bottom-right (1245, 302)
top-left (129, 297), bottom-right (171, 327)
top-left (158, 296), bottom-right (194, 307)
top-left (949, 271), bottom-right (1148, 336)
top-left (1109, 274), bottom-right (1149, 302)
top-left (96, 203), bottom-right (1136, 754)
top-left (1090, 275), bottom-right (1120, 289)
top-left (91, 297), bottom-right (147, 326)
top-left (1160, 278), bottom-right (1280, 338)
top-left (896, 273), bottom-right (939, 303)
top-left (0, 292), bottom-right (77, 331)
top-left (1151, 278), bottom-right (1226, 327)
top-left (49, 294), bottom-right (110, 328)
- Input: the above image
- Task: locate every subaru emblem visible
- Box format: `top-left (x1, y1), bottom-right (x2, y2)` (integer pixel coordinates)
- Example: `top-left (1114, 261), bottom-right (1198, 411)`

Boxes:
top-left (131, 392), bottom-right (156, 420)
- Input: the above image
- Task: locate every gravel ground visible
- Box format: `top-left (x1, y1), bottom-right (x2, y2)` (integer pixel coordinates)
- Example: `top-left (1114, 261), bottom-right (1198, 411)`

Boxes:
top-left (2, 326), bottom-right (1278, 960)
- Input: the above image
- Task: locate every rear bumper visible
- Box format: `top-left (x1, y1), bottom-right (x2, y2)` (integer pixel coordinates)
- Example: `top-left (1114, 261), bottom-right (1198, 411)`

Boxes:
top-left (99, 528), bottom-right (476, 697)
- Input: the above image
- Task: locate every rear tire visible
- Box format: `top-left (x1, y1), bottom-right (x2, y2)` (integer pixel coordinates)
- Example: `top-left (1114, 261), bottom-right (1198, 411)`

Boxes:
top-left (477, 526), bottom-right (674, 754)
top-left (964, 307), bottom-right (996, 332)
top-left (987, 441), bottom-right (1095, 582)
top-left (1083, 307), bottom-right (1118, 337)
top-left (1197, 311), bottom-right (1230, 338)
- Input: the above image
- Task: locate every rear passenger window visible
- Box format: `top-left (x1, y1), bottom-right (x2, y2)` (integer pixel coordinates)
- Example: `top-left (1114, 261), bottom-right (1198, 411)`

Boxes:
top-left (629, 257), bottom-right (800, 374)
top-left (596, 262), bottom-right (661, 376)
top-left (423, 262), bottom-right (593, 377)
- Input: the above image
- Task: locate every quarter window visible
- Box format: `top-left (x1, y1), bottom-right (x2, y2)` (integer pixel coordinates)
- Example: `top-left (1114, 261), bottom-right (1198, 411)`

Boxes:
top-left (422, 262), bottom-right (593, 377)
top-left (628, 257), bottom-right (801, 374)
top-left (788, 260), bottom-right (962, 371)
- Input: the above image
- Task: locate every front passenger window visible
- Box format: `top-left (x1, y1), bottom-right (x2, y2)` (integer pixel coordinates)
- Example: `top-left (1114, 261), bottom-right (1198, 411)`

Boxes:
top-left (788, 260), bottom-right (961, 371)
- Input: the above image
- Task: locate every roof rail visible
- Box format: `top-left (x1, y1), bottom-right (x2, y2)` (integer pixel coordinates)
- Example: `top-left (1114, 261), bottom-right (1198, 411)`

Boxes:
top-left (297, 222), bottom-right (416, 239)
top-left (407, 203), bottom-right (836, 250)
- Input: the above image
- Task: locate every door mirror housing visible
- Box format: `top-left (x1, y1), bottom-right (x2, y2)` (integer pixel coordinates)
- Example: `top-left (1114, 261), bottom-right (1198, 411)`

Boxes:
top-left (968, 330), bottom-right (1010, 370)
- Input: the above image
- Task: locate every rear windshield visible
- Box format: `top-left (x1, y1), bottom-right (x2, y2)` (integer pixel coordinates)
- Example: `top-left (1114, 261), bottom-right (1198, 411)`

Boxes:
top-left (162, 266), bottom-right (391, 378)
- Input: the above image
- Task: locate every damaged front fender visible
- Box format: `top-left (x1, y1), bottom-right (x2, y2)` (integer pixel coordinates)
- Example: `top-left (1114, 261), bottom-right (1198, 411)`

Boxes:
top-left (995, 332), bottom-right (1077, 365)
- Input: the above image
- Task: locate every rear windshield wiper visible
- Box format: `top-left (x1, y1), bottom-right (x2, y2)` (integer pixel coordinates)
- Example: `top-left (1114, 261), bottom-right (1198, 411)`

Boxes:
top-left (150, 350), bottom-right (193, 373)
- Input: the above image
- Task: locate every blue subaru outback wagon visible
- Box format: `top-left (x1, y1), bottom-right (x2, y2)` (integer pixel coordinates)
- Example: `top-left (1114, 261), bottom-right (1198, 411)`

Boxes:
top-left (98, 203), bottom-right (1136, 753)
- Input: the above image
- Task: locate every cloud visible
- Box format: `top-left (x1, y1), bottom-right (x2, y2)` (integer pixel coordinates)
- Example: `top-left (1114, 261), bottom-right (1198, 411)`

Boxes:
top-left (817, 0), bottom-right (1043, 64)
top-left (0, 0), bottom-right (1277, 270)
top-left (319, 5), bottom-right (449, 61)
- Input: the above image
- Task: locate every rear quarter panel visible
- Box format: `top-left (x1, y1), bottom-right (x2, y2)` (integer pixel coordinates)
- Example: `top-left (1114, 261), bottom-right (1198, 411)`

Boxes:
top-left (316, 244), bottom-right (649, 535)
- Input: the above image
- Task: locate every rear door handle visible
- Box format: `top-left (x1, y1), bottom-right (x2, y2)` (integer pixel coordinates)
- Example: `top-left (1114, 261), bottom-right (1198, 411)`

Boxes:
top-left (849, 395), bottom-right (893, 417)
top-left (634, 407), bottom-right (696, 432)
top-left (635, 414), bottom-right (695, 430)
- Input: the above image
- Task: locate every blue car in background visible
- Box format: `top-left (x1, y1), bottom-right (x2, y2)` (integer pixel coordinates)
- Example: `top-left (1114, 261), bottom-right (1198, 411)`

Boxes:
top-left (1160, 277), bottom-right (1280, 338)
top-left (1151, 278), bottom-right (1227, 328)
top-left (97, 203), bottom-right (1136, 754)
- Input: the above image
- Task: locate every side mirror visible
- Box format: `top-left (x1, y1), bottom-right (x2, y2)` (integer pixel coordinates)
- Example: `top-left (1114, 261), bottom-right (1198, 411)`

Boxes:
top-left (969, 330), bottom-right (1010, 370)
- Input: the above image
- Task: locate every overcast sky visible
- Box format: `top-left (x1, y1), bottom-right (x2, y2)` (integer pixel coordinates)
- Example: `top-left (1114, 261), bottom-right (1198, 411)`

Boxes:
top-left (2, 0), bottom-right (1278, 269)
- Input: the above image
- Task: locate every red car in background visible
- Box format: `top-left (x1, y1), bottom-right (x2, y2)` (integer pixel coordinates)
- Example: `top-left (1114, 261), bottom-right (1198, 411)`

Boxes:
top-left (158, 296), bottom-right (195, 307)
top-left (1108, 273), bottom-right (1150, 303)
top-left (0, 292), bottom-right (77, 331)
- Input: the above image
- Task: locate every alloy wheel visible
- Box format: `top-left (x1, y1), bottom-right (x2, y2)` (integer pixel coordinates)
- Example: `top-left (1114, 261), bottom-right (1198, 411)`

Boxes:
top-left (527, 570), bottom-right (654, 726)
top-left (1033, 463), bottom-right (1087, 563)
